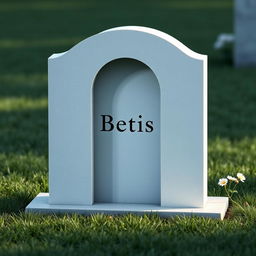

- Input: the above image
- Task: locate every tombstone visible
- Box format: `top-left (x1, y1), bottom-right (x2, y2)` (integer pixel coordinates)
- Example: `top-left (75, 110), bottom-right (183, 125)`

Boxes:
top-left (26, 26), bottom-right (228, 219)
top-left (235, 0), bottom-right (256, 67)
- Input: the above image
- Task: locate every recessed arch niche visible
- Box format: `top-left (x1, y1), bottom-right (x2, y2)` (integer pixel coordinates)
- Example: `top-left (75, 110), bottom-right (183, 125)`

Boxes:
top-left (93, 58), bottom-right (160, 204)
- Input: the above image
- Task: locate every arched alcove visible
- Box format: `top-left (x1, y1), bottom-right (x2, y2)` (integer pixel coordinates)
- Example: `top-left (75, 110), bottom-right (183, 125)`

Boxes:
top-left (93, 58), bottom-right (160, 204)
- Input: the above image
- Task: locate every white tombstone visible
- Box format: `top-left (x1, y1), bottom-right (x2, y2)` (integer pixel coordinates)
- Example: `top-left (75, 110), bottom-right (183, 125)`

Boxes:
top-left (26, 26), bottom-right (228, 219)
top-left (235, 0), bottom-right (256, 67)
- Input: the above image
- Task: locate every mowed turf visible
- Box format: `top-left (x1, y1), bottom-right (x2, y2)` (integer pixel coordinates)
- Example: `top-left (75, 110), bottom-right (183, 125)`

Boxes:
top-left (0, 0), bottom-right (256, 255)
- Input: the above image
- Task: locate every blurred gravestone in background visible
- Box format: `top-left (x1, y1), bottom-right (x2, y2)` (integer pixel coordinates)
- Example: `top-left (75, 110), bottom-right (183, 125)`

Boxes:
top-left (235, 0), bottom-right (256, 67)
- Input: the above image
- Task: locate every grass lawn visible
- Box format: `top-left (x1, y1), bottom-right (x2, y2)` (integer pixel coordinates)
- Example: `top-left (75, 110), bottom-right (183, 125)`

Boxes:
top-left (0, 0), bottom-right (256, 255)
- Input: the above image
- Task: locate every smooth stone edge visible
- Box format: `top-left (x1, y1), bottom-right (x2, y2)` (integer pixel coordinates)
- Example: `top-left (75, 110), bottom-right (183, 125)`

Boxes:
top-left (25, 193), bottom-right (229, 220)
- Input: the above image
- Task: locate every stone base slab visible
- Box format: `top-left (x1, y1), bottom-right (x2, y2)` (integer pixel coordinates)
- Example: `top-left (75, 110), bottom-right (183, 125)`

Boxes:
top-left (26, 193), bottom-right (229, 220)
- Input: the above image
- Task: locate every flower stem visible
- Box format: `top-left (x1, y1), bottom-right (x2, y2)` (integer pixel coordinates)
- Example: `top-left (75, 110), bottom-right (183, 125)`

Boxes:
top-left (224, 185), bottom-right (245, 212)
top-left (229, 198), bottom-right (245, 212)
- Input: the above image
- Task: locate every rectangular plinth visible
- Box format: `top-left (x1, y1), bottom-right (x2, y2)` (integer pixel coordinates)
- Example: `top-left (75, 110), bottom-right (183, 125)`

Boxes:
top-left (26, 193), bottom-right (228, 220)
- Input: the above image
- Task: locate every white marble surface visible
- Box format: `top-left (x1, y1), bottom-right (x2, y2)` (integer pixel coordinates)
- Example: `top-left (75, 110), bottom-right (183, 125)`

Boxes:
top-left (48, 26), bottom-right (207, 208)
top-left (26, 193), bottom-right (228, 220)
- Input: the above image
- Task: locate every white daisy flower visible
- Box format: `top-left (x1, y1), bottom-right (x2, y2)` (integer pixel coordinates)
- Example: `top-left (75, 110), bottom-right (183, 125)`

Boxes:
top-left (227, 175), bottom-right (239, 183)
top-left (218, 178), bottom-right (228, 186)
top-left (237, 173), bottom-right (246, 182)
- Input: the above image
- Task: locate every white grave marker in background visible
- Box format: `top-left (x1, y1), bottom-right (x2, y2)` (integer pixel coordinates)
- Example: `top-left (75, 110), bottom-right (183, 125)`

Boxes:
top-left (26, 26), bottom-right (228, 219)
top-left (235, 0), bottom-right (256, 67)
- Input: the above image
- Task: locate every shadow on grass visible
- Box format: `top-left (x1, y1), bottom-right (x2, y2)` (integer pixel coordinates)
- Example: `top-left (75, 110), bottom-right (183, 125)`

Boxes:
top-left (208, 63), bottom-right (256, 140)
top-left (0, 75), bottom-right (47, 99)
top-left (0, 193), bottom-right (33, 214)
top-left (0, 108), bottom-right (47, 155)
top-left (0, 212), bottom-right (255, 256)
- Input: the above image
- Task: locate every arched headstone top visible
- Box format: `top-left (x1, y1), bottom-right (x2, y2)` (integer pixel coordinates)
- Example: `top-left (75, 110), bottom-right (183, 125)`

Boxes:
top-left (100, 26), bottom-right (206, 60)
top-left (49, 26), bottom-right (207, 62)
top-left (48, 26), bottom-right (207, 100)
